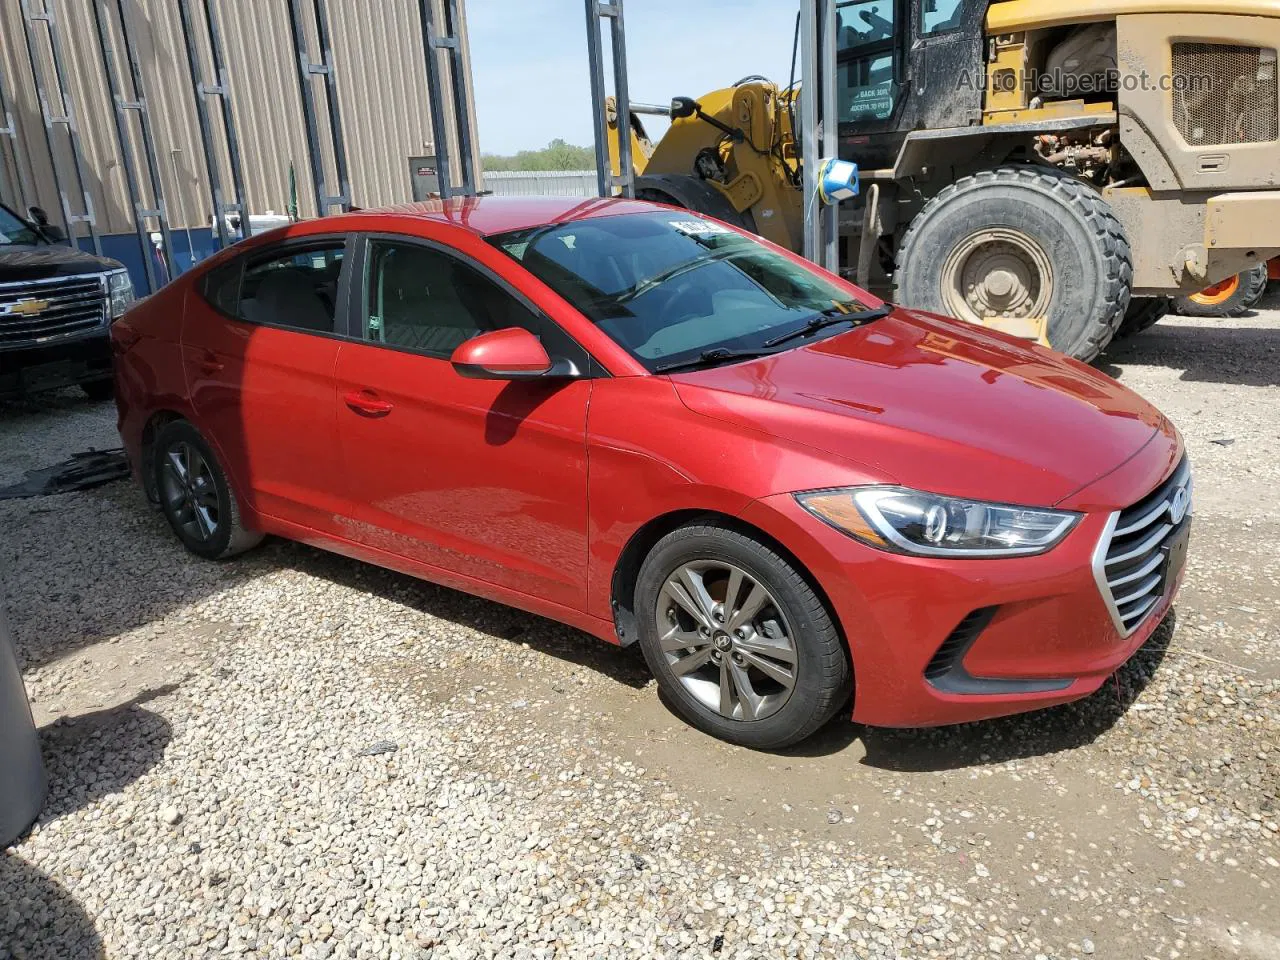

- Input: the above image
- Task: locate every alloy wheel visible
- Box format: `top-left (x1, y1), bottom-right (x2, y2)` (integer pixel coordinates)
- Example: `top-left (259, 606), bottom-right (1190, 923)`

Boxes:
top-left (160, 442), bottom-right (221, 543)
top-left (655, 561), bottom-right (797, 721)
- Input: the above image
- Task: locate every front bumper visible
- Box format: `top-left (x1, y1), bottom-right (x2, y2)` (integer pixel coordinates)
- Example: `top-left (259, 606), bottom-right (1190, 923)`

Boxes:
top-left (0, 330), bottom-right (112, 399)
top-left (742, 488), bottom-right (1186, 729)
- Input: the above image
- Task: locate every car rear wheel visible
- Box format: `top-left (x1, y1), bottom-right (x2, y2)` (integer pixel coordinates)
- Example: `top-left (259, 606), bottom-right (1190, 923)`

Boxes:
top-left (153, 421), bottom-right (262, 560)
top-left (634, 523), bottom-right (849, 749)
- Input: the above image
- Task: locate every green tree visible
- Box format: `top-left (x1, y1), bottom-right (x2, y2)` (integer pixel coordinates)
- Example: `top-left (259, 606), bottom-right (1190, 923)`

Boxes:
top-left (482, 138), bottom-right (595, 172)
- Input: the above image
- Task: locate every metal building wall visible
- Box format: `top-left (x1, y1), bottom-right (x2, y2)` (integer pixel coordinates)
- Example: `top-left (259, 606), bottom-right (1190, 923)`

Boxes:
top-left (0, 0), bottom-right (478, 235)
top-left (483, 170), bottom-right (598, 198)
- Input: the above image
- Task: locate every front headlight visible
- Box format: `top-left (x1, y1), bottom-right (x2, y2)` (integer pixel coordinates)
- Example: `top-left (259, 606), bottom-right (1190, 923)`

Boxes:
top-left (796, 487), bottom-right (1079, 557)
top-left (107, 269), bottom-right (135, 319)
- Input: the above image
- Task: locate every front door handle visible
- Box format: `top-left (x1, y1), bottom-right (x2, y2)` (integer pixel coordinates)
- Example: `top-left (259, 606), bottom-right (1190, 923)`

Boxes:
top-left (344, 389), bottom-right (393, 418)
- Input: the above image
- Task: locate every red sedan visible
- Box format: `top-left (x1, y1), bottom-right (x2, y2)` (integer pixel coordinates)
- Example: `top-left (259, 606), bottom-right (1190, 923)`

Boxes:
top-left (111, 197), bottom-right (1190, 749)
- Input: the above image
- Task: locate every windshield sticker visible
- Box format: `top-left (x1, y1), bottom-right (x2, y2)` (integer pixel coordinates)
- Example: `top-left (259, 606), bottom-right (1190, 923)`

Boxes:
top-left (669, 219), bottom-right (733, 237)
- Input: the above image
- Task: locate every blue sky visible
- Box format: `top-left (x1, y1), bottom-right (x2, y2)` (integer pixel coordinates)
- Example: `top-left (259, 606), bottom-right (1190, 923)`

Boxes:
top-left (466, 1), bottom-right (796, 155)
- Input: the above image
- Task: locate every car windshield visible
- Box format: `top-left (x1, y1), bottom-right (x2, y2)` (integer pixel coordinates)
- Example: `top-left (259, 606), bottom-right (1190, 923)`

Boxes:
top-left (488, 212), bottom-right (879, 371)
top-left (0, 205), bottom-right (41, 246)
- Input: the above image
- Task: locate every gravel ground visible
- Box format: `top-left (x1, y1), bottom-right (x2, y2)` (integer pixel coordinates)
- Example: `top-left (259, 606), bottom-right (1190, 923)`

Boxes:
top-left (2, 305), bottom-right (1278, 959)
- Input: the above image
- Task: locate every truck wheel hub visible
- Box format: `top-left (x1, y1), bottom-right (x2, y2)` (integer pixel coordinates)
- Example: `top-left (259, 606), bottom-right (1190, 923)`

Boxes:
top-left (942, 230), bottom-right (1054, 327)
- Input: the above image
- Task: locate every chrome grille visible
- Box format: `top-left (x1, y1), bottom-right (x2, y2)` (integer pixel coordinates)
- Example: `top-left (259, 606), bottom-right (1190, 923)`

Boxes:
top-left (1093, 458), bottom-right (1192, 637)
top-left (0, 275), bottom-right (107, 347)
top-left (1172, 42), bottom-right (1279, 147)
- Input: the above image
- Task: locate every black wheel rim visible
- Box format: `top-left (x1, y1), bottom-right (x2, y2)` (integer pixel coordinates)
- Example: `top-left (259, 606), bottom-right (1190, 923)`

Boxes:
top-left (160, 442), bottom-right (220, 543)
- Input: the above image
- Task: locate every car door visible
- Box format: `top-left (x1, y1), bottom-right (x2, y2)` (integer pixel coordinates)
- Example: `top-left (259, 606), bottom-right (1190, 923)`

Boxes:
top-left (333, 233), bottom-right (593, 610)
top-left (182, 235), bottom-right (354, 532)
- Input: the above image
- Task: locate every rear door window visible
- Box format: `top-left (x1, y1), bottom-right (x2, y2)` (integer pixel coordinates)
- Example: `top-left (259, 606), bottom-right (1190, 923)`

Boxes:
top-left (201, 260), bottom-right (242, 316)
top-left (238, 243), bottom-right (347, 333)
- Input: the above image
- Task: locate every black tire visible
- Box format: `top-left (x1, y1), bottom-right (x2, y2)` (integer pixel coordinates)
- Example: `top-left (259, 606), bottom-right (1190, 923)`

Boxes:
top-left (1173, 263), bottom-right (1269, 318)
top-left (1241, 264), bottom-right (1272, 309)
top-left (80, 379), bottom-right (113, 402)
top-left (895, 165), bottom-right (1133, 362)
top-left (153, 420), bottom-right (262, 560)
top-left (1115, 297), bottom-right (1171, 339)
top-left (634, 173), bottom-right (758, 233)
top-left (634, 523), bottom-right (849, 749)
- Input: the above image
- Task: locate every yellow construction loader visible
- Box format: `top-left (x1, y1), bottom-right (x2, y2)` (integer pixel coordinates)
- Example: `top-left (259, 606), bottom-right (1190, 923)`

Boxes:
top-left (609, 0), bottom-right (1280, 360)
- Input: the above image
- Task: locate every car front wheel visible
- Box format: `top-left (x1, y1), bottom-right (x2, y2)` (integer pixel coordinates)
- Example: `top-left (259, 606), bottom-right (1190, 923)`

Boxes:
top-left (635, 523), bottom-right (850, 749)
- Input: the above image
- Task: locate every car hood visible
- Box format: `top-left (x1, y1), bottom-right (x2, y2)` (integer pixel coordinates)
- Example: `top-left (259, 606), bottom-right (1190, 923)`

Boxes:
top-left (669, 309), bottom-right (1174, 507)
top-left (0, 244), bottom-right (122, 282)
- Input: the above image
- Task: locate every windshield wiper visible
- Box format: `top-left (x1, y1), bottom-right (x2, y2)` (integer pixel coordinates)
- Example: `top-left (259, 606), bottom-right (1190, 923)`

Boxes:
top-left (615, 247), bottom-right (745, 304)
top-left (762, 304), bottom-right (893, 348)
top-left (653, 347), bottom-right (779, 374)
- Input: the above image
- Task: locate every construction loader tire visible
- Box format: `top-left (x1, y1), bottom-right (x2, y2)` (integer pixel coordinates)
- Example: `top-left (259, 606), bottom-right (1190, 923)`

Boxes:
top-left (895, 165), bottom-right (1133, 362)
top-left (634, 174), bottom-right (757, 233)
top-left (1173, 263), bottom-right (1269, 318)
top-left (1115, 298), bottom-right (1171, 339)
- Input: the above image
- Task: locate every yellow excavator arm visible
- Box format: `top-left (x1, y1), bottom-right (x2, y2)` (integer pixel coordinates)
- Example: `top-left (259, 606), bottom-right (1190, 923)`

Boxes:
top-left (605, 84), bottom-right (805, 253)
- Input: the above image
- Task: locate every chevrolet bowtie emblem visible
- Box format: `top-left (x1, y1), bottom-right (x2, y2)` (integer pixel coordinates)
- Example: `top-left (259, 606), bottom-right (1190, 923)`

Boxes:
top-left (2, 298), bottom-right (50, 317)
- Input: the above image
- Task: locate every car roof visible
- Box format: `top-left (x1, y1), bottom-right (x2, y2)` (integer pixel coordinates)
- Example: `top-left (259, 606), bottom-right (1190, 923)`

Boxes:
top-left (336, 195), bottom-right (663, 238)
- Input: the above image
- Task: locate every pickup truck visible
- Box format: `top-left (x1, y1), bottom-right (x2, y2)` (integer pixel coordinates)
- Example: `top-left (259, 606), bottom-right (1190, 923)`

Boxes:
top-left (0, 202), bottom-right (135, 401)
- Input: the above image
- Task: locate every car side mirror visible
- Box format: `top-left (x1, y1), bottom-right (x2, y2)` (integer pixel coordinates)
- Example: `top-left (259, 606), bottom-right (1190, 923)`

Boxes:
top-left (450, 327), bottom-right (557, 381)
top-left (26, 206), bottom-right (64, 242)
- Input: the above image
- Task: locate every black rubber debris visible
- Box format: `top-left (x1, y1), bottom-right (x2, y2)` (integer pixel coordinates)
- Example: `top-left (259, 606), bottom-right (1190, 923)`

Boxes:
top-left (0, 449), bottom-right (129, 500)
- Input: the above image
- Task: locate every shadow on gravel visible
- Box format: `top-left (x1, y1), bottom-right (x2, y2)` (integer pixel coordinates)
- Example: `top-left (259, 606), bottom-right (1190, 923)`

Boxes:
top-left (0, 853), bottom-right (105, 960)
top-left (291, 544), bottom-right (653, 690)
top-left (0, 689), bottom-right (166, 960)
top-left (0, 387), bottom-right (108, 421)
top-left (843, 611), bottom-right (1177, 773)
top-left (1099, 321), bottom-right (1280, 387)
top-left (11, 473), bottom-right (643, 687)
top-left (8, 496), bottom-right (278, 673)
top-left (37, 686), bottom-right (175, 821)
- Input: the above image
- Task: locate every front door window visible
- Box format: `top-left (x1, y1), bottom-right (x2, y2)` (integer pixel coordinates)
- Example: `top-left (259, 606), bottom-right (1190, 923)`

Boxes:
top-left (362, 240), bottom-right (544, 355)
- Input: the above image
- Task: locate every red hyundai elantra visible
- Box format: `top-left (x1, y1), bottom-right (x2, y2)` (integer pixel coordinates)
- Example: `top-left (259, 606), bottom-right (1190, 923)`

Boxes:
top-left (111, 197), bottom-right (1190, 748)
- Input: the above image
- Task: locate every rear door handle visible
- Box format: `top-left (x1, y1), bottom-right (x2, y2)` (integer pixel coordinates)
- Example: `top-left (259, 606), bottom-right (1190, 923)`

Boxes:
top-left (344, 389), bottom-right (393, 418)
top-left (199, 351), bottom-right (224, 375)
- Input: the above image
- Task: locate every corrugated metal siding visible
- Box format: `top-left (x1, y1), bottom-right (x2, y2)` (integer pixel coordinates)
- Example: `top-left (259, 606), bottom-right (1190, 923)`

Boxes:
top-left (0, 0), bottom-right (478, 234)
top-left (483, 170), bottom-right (598, 198)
